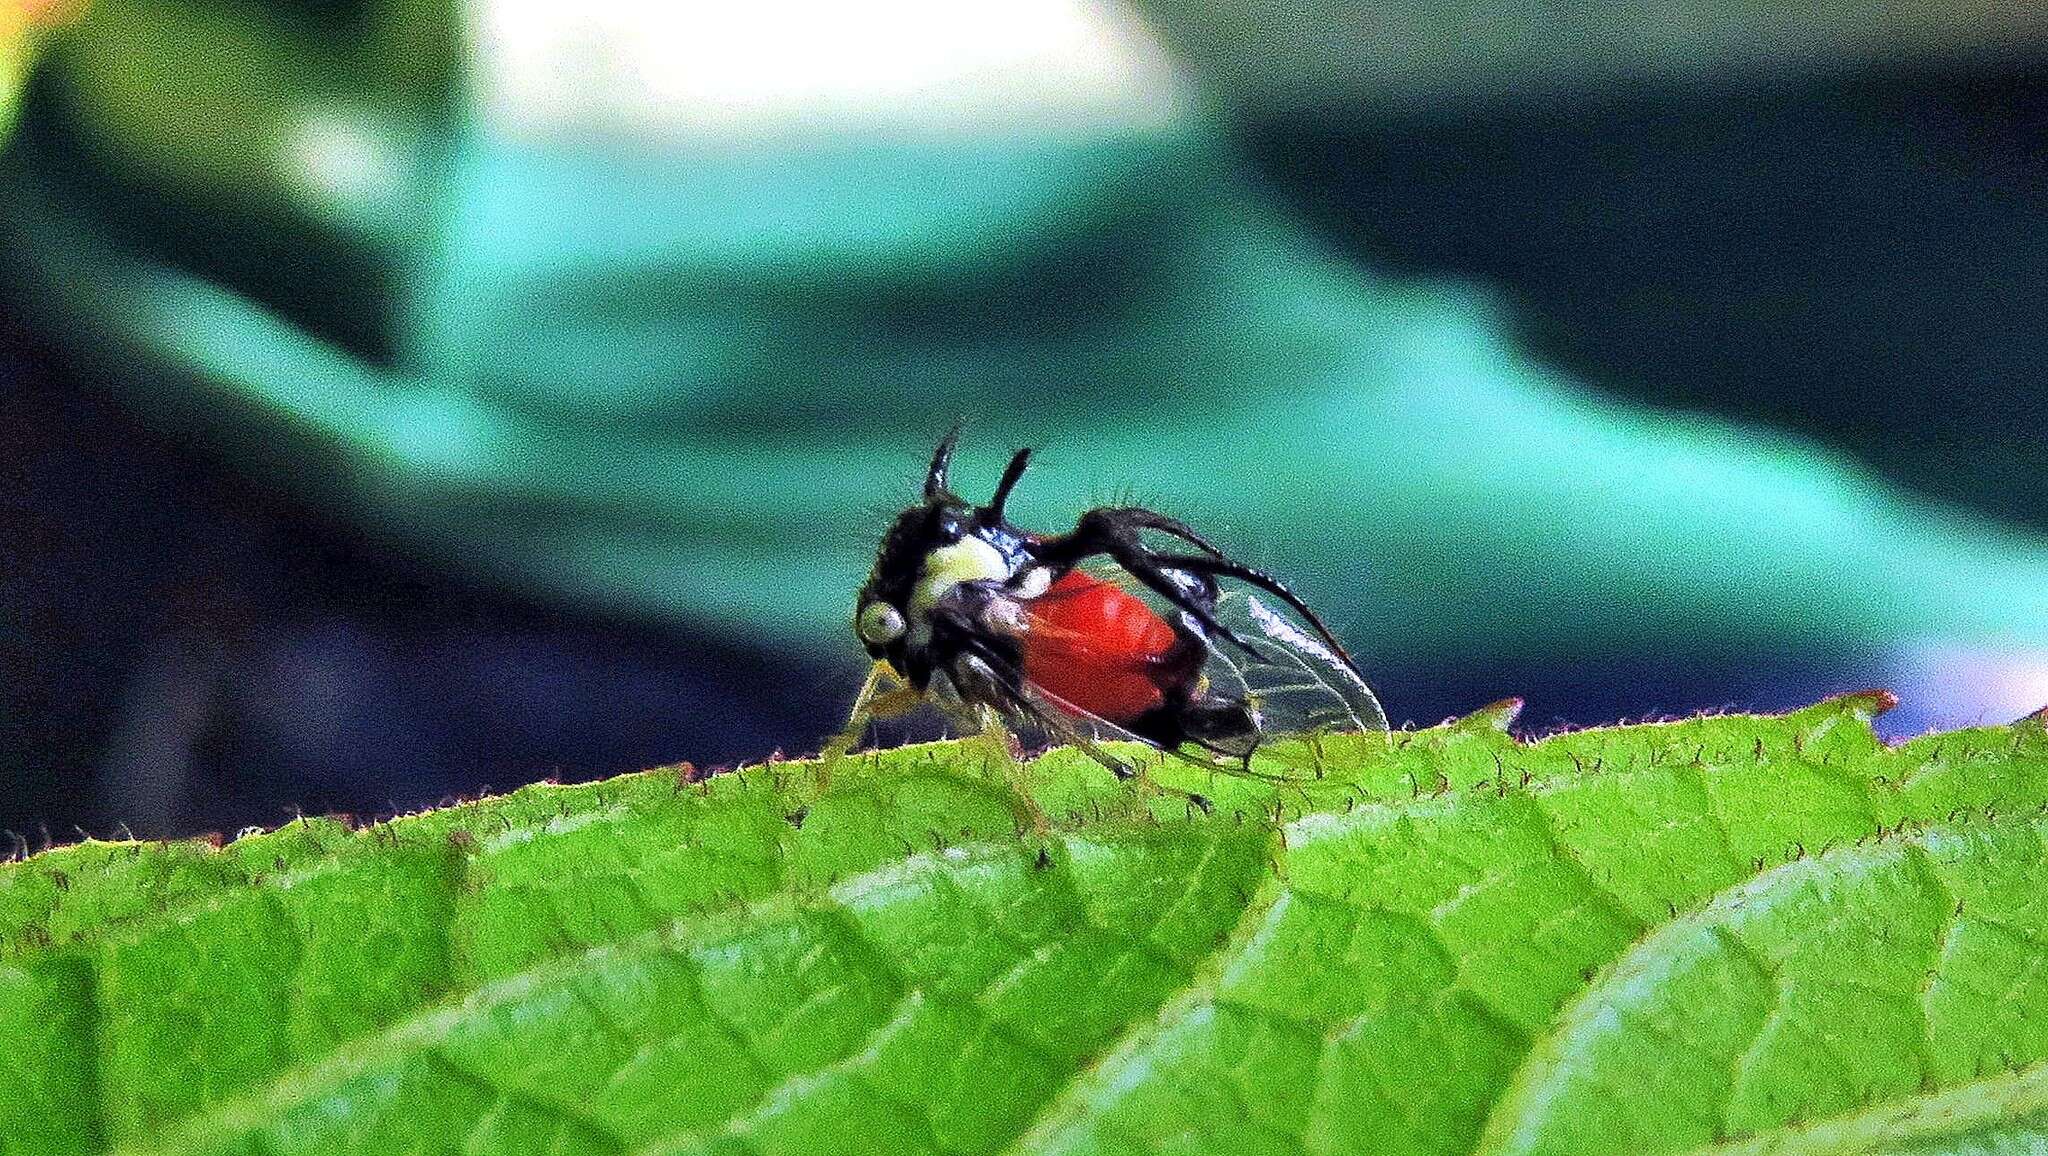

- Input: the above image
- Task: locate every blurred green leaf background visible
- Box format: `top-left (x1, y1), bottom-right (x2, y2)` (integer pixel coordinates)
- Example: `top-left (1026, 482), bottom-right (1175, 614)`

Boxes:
top-left (4, 0), bottom-right (2048, 837)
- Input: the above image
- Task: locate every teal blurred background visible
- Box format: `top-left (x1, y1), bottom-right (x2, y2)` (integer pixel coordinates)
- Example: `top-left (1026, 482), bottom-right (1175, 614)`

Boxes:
top-left (5, 0), bottom-right (2048, 838)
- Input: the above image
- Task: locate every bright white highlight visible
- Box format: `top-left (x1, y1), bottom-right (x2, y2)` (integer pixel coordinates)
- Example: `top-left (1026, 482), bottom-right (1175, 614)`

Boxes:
top-left (1887, 642), bottom-right (2048, 735)
top-left (280, 105), bottom-right (406, 218)
top-left (469, 0), bottom-right (1185, 140)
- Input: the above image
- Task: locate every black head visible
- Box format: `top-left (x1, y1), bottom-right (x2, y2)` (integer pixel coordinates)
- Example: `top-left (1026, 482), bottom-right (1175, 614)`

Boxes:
top-left (853, 431), bottom-right (1035, 671)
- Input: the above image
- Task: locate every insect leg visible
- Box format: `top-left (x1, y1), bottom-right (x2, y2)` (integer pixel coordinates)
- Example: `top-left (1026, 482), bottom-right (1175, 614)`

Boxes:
top-left (927, 582), bottom-right (1221, 816)
top-left (843, 661), bottom-right (926, 726)
top-left (941, 622), bottom-right (1144, 784)
top-left (828, 661), bottom-right (887, 753)
top-left (949, 652), bottom-right (1053, 833)
top-left (821, 661), bottom-right (922, 790)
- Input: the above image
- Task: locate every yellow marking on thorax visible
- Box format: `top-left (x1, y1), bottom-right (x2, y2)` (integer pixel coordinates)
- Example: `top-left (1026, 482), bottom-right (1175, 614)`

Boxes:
top-left (910, 537), bottom-right (1010, 615)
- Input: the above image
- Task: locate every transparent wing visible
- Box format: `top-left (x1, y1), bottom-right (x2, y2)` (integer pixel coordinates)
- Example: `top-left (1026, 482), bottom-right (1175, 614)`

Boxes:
top-left (939, 632), bottom-right (1157, 781)
top-left (935, 564), bottom-right (1387, 783)
top-left (1201, 588), bottom-right (1390, 739)
top-left (999, 652), bottom-right (1285, 792)
top-left (1009, 678), bottom-right (1152, 779)
top-left (1014, 566), bottom-right (1387, 779)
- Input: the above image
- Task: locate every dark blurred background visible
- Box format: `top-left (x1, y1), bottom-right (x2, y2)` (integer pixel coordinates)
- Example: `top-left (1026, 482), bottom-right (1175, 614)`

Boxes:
top-left (4, 0), bottom-right (2047, 840)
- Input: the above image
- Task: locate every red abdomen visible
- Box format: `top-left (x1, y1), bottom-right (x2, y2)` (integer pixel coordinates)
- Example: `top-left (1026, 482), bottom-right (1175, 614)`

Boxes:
top-left (1022, 570), bottom-right (1178, 722)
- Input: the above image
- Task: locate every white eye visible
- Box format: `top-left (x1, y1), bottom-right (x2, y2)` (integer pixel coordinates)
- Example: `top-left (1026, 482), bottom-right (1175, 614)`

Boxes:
top-left (857, 601), bottom-right (906, 645)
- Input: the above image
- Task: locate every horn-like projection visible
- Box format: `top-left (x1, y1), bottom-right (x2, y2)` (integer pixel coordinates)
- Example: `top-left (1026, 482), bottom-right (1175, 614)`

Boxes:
top-left (980, 447), bottom-right (1033, 523)
top-left (924, 426), bottom-right (961, 500)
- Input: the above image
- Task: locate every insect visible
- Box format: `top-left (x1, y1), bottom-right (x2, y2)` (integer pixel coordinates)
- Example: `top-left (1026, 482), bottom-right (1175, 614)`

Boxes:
top-left (838, 430), bottom-right (1389, 791)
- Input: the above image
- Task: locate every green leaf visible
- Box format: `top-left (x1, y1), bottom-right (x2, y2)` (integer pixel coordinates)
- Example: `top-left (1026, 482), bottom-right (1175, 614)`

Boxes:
top-left (4, 695), bottom-right (2048, 1155)
top-left (1478, 818), bottom-right (2048, 1156)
